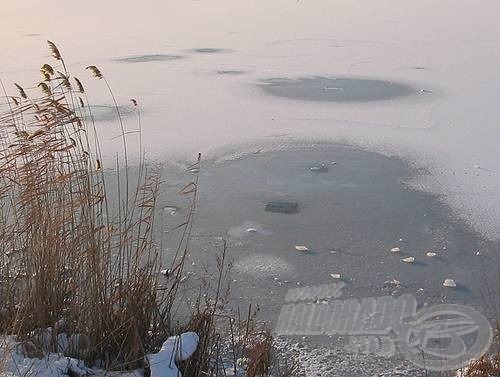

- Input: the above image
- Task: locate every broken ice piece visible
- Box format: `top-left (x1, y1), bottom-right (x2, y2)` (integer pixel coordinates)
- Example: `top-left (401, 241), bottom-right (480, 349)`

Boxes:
top-left (426, 252), bottom-right (437, 257)
top-left (443, 278), bottom-right (457, 288)
top-left (246, 228), bottom-right (258, 233)
top-left (390, 247), bottom-right (401, 253)
top-left (295, 245), bottom-right (309, 252)
top-left (309, 164), bottom-right (328, 172)
top-left (398, 238), bottom-right (404, 242)
top-left (160, 269), bottom-right (170, 276)
top-left (265, 201), bottom-right (298, 214)
top-left (401, 256), bottom-right (415, 263)
top-left (330, 273), bottom-right (342, 279)
top-left (163, 206), bottom-right (178, 216)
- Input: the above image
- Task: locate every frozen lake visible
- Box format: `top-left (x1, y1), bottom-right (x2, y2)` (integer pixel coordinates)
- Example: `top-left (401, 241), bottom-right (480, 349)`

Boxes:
top-left (157, 144), bottom-right (498, 375)
top-left (160, 144), bottom-right (498, 318)
top-left (2, 0), bottom-right (500, 240)
top-left (1, 1), bottom-right (499, 373)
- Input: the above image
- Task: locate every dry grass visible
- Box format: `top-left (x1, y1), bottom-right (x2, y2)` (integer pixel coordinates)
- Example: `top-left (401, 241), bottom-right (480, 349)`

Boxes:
top-left (0, 41), bottom-right (289, 376)
top-left (464, 355), bottom-right (500, 376)
top-left (0, 41), bottom-right (198, 370)
top-left (463, 325), bottom-right (500, 377)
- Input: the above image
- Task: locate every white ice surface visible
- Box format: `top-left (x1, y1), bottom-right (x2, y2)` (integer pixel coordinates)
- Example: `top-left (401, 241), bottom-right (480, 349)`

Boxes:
top-left (2, 1), bottom-right (500, 239)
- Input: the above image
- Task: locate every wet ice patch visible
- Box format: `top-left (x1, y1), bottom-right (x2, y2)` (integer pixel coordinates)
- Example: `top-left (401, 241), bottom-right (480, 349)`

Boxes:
top-left (234, 254), bottom-right (294, 277)
top-left (80, 104), bottom-right (135, 122)
top-left (216, 70), bottom-right (246, 75)
top-left (259, 76), bottom-right (416, 103)
top-left (189, 48), bottom-right (230, 54)
top-left (116, 54), bottom-right (183, 63)
top-left (265, 201), bottom-right (299, 214)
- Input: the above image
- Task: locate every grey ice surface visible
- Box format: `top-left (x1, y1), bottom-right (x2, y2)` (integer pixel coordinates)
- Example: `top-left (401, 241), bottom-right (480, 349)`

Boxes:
top-left (153, 143), bottom-right (498, 376)
top-left (116, 54), bottom-right (183, 63)
top-left (260, 76), bottom-right (416, 102)
top-left (189, 48), bottom-right (231, 54)
top-left (81, 104), bottom-right (136, 122)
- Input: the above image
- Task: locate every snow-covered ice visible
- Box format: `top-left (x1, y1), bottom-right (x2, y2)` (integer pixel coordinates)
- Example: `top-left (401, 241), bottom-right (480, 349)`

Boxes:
top-left (3, 1), bottom-right (500, 240)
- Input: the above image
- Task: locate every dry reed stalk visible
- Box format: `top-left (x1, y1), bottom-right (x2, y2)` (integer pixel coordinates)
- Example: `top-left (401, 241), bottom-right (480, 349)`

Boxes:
top-left (0, 41), bottom-right (286, 376)
top-left (0, 41), bottom-right (199, 371)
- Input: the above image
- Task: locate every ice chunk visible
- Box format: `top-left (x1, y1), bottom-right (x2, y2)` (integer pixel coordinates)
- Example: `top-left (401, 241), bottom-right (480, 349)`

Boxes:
top-left (295, 245), bottom-right (309, 252)
top-left (330, 273), bottom-right (342, 279)
top-left (265, 201), bottom-right (298, 214)
top-left (426, 252), bottom-right (437, 257)
top-left (401, 256), bottom-right (415, 263)
top-left (443, 278), bottom-right (457, 288)
top-left (246, 228), bottom-right (258, 233)
top-left (163, 206), bottom-right (178, 216)
top-left (390, 247), bottom-right (401, 253)
top-left (309, 163), bottom-right (328, 172)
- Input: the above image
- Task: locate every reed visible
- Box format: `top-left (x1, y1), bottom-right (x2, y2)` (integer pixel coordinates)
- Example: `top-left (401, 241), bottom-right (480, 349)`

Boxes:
top-left (0, 41), bottom-right (195, 370)
top-left (0, 41), bottom-right (287, 376)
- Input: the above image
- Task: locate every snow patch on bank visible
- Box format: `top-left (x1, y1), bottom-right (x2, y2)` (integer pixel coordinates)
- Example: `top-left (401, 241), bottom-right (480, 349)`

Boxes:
top-left (147, 332), bottom-right (199, 377)
top-left (0, 332), bottom-right (199, 377)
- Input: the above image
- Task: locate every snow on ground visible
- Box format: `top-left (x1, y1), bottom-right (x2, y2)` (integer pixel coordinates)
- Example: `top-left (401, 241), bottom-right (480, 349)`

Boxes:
top-left (0, 337), bottom-right (90, 377)
top-left (0, 332), bottom-right (198, 377)
top-left (146, 332), bottom-right (199, 377)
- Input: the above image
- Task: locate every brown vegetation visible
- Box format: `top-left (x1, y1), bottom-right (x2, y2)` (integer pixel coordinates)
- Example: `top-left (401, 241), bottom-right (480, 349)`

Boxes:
top-left (0, 41), bottom-right (288, 376)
